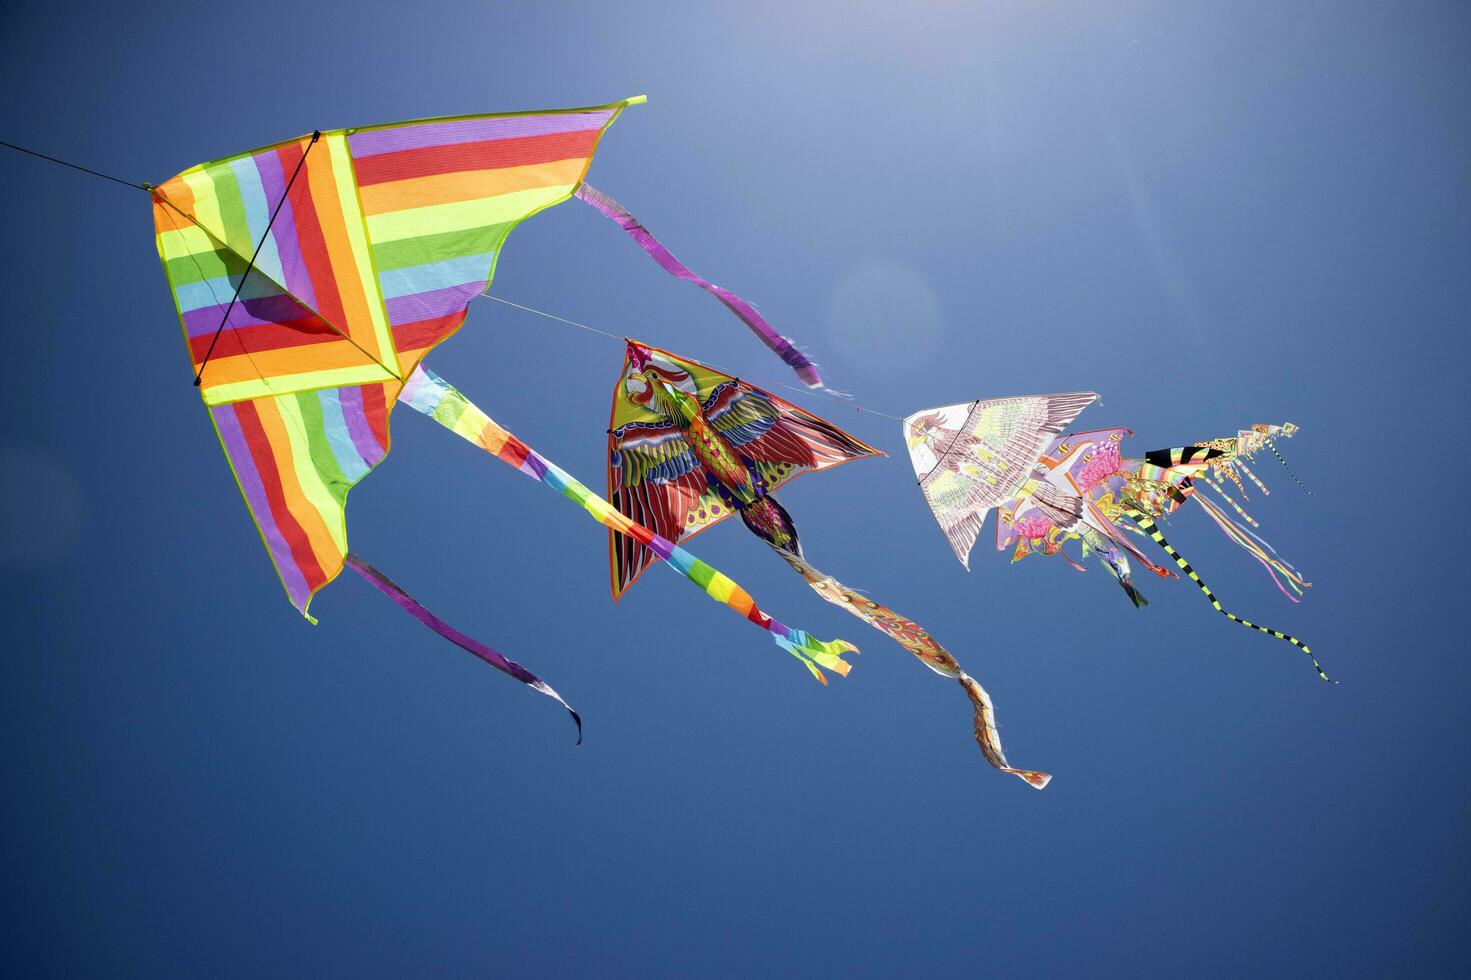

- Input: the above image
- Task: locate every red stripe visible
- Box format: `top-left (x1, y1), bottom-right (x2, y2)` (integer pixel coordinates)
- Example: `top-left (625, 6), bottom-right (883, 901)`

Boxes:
top-left (498, 436), bottom-right (531, 469)
top-left (233, 400), bottom-right (327, 590)
top-left (189, 318), bottom-right (339, 361)
top-left (391, 311), bottom-right (466, 354)
top-left (361, 383), bottom-right (389, 448)
top-left (353, 129), bottom-right (602, 186)
top-left (276, 143), bottom-right (347, 333)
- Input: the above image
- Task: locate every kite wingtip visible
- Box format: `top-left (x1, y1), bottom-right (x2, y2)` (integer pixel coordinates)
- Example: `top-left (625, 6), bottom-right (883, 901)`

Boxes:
top-left (626, 94), bottom-right (649, 106)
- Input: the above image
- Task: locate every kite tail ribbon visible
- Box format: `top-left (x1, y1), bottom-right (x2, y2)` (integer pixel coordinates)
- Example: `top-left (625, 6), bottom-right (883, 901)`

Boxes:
top-left (1265, 439), bottom-right (1314, 496)
top-left (573, 183), bottom-right (825, 390)
top-left (397, 366), bottom-right (856, 679)
top-left (772, 547), bottom-right (1051, 789)
top-left (1122, 509), bottom-right (1333, 683)
top-left (343, 554), bottom-right (582, 742)
top-left (1192, 495), bottom-right (1309, 601)
top-left (1200, 473), bottom-right (1259, 527)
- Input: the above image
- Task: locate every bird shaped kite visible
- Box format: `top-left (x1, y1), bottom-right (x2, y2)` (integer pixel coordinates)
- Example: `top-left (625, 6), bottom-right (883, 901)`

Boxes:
top-left (905, 396), bottom-right (1327, 680)
top-left (151, 97), bottom-right (850, 738)
top-left (608, 341), bottom-right (1052, 787)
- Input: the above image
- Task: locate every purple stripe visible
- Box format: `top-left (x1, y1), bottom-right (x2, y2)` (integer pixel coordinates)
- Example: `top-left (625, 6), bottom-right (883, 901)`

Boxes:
top-left (383, 282), bottom-right (483, 327)
top-left (574, 184), bottom-right (824, 388)
top-left (338, 386), bottom-right (385, 466)
top-left (521, 452), bottom-right (550, 480)
top-left (253, 148), bottom-right (318, 309)
top-left (342, 554), bottom-right (581, 742)
top-left (181, 292), bottom-right (307, 336)
top-left (212, 403), bottom-right (311, 610)
top-left (348, 110), bottom-right (614, 157)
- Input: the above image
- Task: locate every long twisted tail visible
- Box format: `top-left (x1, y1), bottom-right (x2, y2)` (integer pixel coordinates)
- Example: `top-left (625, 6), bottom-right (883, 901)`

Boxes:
top-left (1122, 509), bottom-right (1332, 682)
top-left (774, 547), bottom-right (1050, 789)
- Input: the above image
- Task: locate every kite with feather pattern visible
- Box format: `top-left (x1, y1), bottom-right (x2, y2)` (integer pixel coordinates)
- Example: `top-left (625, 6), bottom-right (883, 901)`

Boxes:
top-left (607, 341), bottom-right (1051, 788)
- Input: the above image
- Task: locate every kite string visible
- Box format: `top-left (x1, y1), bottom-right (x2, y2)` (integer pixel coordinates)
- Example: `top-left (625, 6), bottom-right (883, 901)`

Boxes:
top-left (0, 137), bottom-right (150, 191)
top-left (477, 293), bottom-right (906, 423)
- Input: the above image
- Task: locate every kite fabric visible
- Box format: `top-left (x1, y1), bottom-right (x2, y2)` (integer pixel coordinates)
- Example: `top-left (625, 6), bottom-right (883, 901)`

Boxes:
top-left (607, 341), bottom-right (1050, 788)
top-left (151, 96), bottom-right (851, 730)
top-left (905, 397), bottom-right (1327, 680)
top-left (573, 183), bottom-right (824, 389)
top-left (904, 394), bottom-right (1100, 570)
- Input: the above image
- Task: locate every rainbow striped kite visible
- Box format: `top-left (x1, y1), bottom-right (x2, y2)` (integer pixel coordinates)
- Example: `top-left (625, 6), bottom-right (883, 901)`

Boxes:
top-left (151, 97), bottom-right (847, 735)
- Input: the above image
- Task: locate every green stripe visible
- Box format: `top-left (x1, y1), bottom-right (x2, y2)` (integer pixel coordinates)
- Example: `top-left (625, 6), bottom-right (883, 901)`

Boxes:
top-left (294, 392), bottom-right (352, 493)
top-left (165, 248), bottom-right (252, 286)
top-left (210, 164), bottom-right (254, 259)
top-left (370, 222), bottom-right (516, 272)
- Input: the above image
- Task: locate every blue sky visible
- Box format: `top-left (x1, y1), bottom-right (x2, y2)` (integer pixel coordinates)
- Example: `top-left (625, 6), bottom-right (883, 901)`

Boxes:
top-left (2, 2), bottom-right (1467, 975)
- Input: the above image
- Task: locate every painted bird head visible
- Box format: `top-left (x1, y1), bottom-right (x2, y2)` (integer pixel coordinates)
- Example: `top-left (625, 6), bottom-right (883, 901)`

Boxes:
top-left (905, 411), bottom-right (951, 450)
top-left (624, 342), bottom-right (701, 422)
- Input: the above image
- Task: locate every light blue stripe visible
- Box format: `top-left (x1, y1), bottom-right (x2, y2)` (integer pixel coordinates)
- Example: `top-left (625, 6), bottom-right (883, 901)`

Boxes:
top-left (230, 157), bottom-right (287, 287)
top-left (378, 251), bottom-right (496, 300)
top-left (317, 390), bottom-right (372, 482)
top-left (405, 375), bottom-right (449, 416)
top-left (174, 275), bottom-right (279, 313)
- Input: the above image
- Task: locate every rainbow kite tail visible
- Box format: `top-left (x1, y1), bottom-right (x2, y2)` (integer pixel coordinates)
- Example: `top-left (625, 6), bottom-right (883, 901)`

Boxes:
top-left (398, 366), bottom-right (857, 679)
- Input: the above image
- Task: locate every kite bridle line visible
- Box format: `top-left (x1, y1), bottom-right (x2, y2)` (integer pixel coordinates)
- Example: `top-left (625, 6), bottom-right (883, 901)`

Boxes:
top-left (191, 130), bottom-right (321, 387)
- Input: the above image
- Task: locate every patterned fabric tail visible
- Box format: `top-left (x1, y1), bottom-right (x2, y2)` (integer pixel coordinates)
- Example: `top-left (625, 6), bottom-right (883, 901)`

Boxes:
top-left (1122, 510), bottom-right (1333, 682)
top-left (574, 183), bottom-right (825, 389)
top-left (1266, 440), bottom-right (1313, 496)
top-left (343, 554), bottom-right (582, 742)
top-left (773, 548), bottom-right (1051, 789)
top-left (397, 366), bottom-right (857, 681)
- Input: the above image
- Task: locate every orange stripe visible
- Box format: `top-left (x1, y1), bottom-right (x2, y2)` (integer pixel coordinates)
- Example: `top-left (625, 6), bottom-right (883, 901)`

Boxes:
top-left (253, 397), bottom-right (343, 574)
top-left (196, 341), bottom-right (391, 388)
top-left (153, 175), bottom-right (196, 216)
top-left (357, 157), bottom-right (590, 216)
top-left (303, 145), bottom-right (386, 363)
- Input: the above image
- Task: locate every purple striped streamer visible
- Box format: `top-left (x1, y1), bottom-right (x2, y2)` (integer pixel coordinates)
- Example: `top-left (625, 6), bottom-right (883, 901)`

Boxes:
top-left (344, 554), bottom-right (582, 742)
top-left (574, 183), bottom-right (824, 388)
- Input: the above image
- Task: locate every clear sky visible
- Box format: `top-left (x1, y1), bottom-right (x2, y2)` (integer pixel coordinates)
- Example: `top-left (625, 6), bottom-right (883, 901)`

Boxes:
top-left (2, 2), bottom-right (1467, 976)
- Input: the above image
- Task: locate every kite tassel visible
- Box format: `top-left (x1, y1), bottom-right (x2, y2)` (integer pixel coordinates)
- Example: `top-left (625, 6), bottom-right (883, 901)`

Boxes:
top-left (773, 631), bottom-right (858, 683)
top-left (343, 554), bottom-right (583, 742)
top-left (1120, 578), bottom-right (1149, 609)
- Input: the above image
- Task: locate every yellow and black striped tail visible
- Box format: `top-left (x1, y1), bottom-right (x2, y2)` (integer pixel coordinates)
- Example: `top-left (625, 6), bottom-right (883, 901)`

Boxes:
top-left (1123, 508), bottom-right (1333, 683)
top-left (1265, 439), bottom-right (1313, 496)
